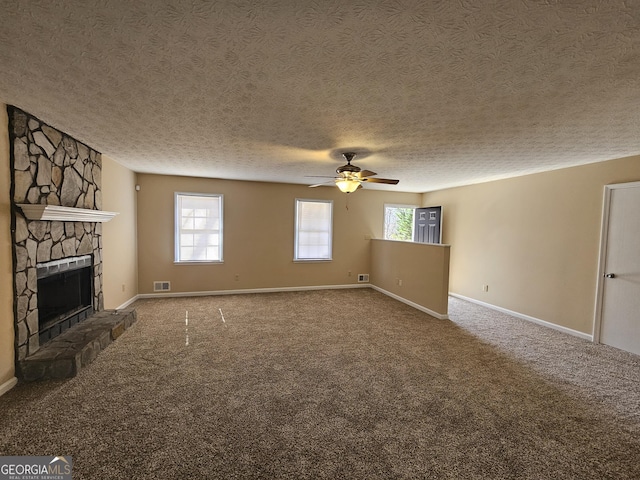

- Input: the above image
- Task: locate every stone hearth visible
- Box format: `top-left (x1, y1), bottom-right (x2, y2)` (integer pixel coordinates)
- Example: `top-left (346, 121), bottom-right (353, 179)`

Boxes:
top-left (20, 309), bottom-right (137, 382)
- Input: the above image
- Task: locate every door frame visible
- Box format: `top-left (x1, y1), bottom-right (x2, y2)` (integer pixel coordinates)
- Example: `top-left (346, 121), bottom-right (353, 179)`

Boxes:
top-left (593, 181), bottom-right (640, 343)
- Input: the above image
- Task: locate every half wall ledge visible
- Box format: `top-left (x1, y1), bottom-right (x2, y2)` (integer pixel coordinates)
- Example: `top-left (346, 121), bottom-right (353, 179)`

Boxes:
top-left (17, 204), bottom-right (118, 222)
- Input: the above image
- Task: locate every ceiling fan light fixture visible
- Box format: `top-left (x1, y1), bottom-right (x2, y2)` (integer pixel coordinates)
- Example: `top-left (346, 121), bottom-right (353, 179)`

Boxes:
top-left (307, 150), bottom-right (398, 191)
top-left (335, 178), bottom-right (360, 193)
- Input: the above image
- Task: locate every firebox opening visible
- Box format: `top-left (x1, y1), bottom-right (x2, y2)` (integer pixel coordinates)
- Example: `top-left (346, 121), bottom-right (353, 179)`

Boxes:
top-left (37, 255), bottom-right (94, 345)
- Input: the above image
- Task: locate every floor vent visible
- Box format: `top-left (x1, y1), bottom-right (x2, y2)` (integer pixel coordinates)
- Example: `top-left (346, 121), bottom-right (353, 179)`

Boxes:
top-left (358, 274), bottom-right (370, 283)
top-left (153, 281), bottom-right (171, 292)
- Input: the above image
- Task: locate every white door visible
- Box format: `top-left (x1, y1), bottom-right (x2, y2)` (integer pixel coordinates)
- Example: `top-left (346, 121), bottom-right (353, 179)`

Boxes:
top-left (597, 182), bottom-right (640, 355)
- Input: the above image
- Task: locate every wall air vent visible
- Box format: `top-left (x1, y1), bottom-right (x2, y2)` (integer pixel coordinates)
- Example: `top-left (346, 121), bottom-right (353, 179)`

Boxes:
top-left (153, 281), bottom-right (171, 292)
top-left (358, 274), bottom-right (370, 283)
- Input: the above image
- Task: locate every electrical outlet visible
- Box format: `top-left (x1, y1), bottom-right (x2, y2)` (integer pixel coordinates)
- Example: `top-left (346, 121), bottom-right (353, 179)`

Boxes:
top-left (482, 284), bottom-right (489, 292)
top-left (398, 279), bottom-right (403, 286)
top-left (235, 274), bottom-right (240, 281)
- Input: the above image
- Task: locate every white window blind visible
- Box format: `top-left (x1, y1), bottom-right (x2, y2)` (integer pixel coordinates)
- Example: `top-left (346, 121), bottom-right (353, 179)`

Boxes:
top-left (295, 199), bottom-right (333, 260)
top-left (175, 193), bottom-right (223, 262)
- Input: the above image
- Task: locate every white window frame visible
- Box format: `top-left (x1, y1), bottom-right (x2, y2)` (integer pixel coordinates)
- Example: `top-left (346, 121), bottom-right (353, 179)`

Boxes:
top-left (294, 198), bottom-right (333, 261)
top-left (383, 203), bottom-right (417, 241)
top-left (174, 192), bottom-right (224, 263)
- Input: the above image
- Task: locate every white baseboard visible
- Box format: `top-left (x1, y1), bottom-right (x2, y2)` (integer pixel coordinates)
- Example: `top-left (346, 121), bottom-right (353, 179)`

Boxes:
top-left (371, 286), bottom-right (449, 320)
top-left (122, 284), bottom-right (449, 321)
top-left (115, 295), bottom-right (140, 310)
top-left (135, 283), bottom-right (370, 300)
top-left (449, 293), bottom-right (593, 341)
top-left (0, 377), bottom-right (18, 397)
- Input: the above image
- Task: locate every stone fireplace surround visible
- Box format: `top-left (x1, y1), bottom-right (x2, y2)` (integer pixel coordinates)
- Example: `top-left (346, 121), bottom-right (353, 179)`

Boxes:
top-left (9, 106), bottom-right (108, 370)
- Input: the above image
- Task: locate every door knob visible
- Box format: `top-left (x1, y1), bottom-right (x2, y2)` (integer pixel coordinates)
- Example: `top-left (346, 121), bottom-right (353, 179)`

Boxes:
top-left (604, 273), bottom-right (616, 278)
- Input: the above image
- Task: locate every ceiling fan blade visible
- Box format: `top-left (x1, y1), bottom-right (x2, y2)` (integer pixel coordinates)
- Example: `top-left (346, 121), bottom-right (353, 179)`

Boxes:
top-left (305, 175), bottom-right (338, 179)
top-left (361, 178), bottom-right (399, 185)
top-left (358, 170), bottom-right (377, 178)
top-left (309, 181), bottom-right (334, 188)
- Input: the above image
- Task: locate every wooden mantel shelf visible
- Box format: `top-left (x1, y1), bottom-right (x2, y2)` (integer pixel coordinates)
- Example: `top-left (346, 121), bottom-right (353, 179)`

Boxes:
top-left (17, 204), bottom-right (119, 223)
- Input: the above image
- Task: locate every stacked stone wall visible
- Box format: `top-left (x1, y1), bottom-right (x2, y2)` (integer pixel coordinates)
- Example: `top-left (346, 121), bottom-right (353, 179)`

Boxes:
top-left (8, 106), bottom-right (104, 360)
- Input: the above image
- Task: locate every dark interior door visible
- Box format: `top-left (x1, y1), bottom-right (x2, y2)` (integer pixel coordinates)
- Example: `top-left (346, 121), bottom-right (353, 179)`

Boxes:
top-left (414, 206), bottom-right (442, 244)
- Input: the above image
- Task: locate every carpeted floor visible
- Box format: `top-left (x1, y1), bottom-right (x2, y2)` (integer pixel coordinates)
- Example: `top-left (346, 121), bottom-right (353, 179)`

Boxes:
top-left (1, 289), bottom-right (639, 479)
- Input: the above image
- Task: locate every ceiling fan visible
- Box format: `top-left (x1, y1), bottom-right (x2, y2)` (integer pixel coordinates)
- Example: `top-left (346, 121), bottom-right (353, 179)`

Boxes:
top-left (309, 152), bottom-right (399, 193)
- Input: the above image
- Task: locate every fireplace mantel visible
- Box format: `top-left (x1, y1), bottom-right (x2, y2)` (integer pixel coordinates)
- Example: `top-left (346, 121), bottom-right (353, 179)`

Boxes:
top-left (17, 204), bottom-right (119, 223)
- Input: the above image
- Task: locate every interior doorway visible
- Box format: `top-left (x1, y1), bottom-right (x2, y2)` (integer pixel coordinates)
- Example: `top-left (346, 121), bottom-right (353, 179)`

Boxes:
top-left (594, 181), bottom-right (640, 355)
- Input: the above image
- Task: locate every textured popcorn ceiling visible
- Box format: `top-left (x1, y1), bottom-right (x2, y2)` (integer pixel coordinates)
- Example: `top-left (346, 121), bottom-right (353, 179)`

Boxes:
top-left (1, 0), bottom-right (639, 192)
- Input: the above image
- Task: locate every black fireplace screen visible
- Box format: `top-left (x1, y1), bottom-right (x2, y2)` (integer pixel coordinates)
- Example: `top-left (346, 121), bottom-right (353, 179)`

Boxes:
top-left (37, 255), bottom-right (94, 344)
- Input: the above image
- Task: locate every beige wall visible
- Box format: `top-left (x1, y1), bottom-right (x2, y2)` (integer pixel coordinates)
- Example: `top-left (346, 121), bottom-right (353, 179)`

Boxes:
top-left (371, 240), bottom-right (450, 317)
top-left (0, 105), bottom-right (16, 388)
top-left (137, 173), bottom-right (421, 294)
top-left (102, 155), bottom-right (138, 308)
top-left (424, 155), bottom-right (640, 334)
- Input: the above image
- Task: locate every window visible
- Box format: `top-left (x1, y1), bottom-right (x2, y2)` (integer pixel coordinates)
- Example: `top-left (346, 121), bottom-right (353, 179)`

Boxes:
top-left (175, 193), bottom-right (223, 262)
top-left (384, 204), bottom-right (416, 241)
top-left (295, 199), bottom-right (333, 260)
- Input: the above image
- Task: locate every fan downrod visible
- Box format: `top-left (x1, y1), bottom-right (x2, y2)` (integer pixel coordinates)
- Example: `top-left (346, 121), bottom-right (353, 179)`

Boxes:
top-left (337, 152), bottom-right (361, 175)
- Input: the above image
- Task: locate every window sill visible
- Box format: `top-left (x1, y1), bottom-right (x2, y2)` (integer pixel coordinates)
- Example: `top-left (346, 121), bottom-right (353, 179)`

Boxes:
top-left (174, 261), bottom-right (224, 265)
top-left (293, 259), bottom-right (333, 263)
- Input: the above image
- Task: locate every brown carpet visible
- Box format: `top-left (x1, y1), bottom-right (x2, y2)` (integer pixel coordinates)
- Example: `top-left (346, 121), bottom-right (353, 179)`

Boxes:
top-left (1, 289), bottom-right (639, 479)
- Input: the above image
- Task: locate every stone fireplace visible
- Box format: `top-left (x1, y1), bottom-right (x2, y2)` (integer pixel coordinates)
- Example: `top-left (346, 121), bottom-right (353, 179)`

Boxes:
top-left (9, 106), bottom-right (107, 368)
